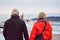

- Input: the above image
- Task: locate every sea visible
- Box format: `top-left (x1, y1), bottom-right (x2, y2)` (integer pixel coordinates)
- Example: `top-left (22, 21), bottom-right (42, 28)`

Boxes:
top-left (0, 14), bottom-right (60, 40)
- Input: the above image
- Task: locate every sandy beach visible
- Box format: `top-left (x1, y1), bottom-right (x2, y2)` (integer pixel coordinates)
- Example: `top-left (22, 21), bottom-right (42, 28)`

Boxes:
top-left (53, 34), bottom-right (60, 40)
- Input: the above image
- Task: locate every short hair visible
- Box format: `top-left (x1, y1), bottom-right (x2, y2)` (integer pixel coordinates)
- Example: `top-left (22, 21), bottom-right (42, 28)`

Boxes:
top-left (11, 9), bottom-right (19, 15)
top-left (38, 12), bottom-right (46, 19)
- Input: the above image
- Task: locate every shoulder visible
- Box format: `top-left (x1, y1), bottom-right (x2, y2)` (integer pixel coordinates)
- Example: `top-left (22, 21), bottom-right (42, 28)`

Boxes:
top-left (34, 21), bottom-right (50, 27)
top-left (34, 21), bottom-right (45, 27)
top-left (46, 21), bottom-right (52, 28)
top-left (46, 21), bottom-right (51, 25)
top-left (19, 19), bottom-right (26, 25)
top-left (20, 19), bottom-right (25, 23)
top-left (4, 19), bottom-right (10, 24)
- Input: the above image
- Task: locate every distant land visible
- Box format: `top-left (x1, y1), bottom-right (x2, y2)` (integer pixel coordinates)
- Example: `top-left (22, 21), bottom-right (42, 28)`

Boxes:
top-left (31, 16), bottom-right (60, 22)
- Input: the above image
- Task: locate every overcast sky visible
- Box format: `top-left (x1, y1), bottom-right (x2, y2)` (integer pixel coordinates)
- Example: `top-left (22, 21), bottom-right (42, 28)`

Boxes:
top-left (0, 0), bottom-right (60, 15)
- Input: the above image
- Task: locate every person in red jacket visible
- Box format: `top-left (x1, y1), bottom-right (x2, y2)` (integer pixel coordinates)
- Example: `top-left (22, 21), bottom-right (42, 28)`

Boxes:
top-left (30, 12), bottom-right (52, 40)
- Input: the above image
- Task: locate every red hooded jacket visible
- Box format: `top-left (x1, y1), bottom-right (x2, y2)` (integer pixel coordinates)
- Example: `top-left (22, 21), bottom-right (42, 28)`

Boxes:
top-left (30, 19), bottom-right (52, 40)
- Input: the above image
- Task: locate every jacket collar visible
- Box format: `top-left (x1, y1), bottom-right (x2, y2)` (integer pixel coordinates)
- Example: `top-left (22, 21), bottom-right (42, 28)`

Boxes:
top-left (11, 14), bottom-right (19, 19)
top-left (38, 18), bottom-right (47, 22)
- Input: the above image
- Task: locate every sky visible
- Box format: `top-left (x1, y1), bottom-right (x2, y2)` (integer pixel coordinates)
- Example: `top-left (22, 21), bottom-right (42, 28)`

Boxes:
top-left (0, 0), bottom-right (60, 21)
top-left (0, 0), bottom-right (60, 14)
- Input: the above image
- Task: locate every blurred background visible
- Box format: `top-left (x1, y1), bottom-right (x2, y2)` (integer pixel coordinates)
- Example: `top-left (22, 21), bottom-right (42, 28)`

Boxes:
top-left (0, 0), bottom-right (60, 40)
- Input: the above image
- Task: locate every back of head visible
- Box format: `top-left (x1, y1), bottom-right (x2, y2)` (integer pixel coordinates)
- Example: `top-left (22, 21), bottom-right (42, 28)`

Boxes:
top-left (38, 12), bottom-right (46, 19)
top-left (11, 9), bottom-right (20, 18)
top-left (11, 9), bottom-right (19, 16)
